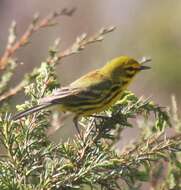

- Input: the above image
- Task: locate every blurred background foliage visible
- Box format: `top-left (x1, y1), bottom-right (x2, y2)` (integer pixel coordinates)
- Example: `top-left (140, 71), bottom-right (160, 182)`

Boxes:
top-left (0, 0), bottom-right (180, 144)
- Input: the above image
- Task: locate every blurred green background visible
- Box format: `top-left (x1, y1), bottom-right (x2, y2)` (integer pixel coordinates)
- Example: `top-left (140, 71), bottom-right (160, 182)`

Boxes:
top-left (0, 1), bottom-right (181, 139)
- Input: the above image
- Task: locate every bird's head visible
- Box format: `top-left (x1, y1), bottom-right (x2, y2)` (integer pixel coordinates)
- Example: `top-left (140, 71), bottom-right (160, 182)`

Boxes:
top-left (102, 56), bottom-right (151, 83)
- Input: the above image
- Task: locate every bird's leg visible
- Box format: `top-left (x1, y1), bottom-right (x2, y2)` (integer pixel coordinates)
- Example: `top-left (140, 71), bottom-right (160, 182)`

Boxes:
top-left (73, 116), bottom-right (87, 147)
top-left (73, 116), bottom-right (81, 138)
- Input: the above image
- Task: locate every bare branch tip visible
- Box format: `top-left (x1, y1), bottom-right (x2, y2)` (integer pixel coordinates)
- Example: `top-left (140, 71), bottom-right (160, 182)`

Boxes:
top-left (140, 56), bottom-right (152, 64)
top-left (33, 13), bottom-right (40, 23)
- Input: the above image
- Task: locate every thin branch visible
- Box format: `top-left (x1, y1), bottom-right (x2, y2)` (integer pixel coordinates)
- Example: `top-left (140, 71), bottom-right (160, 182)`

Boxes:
top-left (0, 8), bottom-right (76, 70)
top-left (48, 26), bottom-right (116, 64)
top-left (0, 80), bottom-right (26, 102)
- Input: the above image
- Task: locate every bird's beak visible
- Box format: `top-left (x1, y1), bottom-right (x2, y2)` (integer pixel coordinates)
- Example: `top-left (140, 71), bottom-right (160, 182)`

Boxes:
top-left (139, 57), bottom-right (151, 70)
top-left (140, 65), bottom-right (151, 70)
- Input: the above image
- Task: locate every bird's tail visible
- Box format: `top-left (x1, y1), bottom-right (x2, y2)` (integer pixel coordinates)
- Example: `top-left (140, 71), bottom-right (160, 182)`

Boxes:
top-left (12, 103), bottom-right (52, 121)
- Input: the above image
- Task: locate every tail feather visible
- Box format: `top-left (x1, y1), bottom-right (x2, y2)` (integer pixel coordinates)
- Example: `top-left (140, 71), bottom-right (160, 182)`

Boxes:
top-left (12, 103), bottom-right (51, 121)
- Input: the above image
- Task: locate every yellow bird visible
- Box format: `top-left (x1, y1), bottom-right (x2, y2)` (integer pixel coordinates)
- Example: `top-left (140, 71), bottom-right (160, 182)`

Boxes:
top-left (13, 56), bottom-right (150, 133)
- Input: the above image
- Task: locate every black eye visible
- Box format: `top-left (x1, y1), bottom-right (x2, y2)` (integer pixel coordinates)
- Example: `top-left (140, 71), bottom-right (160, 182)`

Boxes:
top-left (126, 66), bottom-right (136, 71)
top-left (126, 66), bottom-right (140, 71)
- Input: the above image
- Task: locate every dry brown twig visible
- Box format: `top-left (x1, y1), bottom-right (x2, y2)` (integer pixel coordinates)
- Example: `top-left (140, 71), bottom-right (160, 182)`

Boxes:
top-left (51, 26), bottom-right (116, 63)
top-left (0, 80), bottom-right (26, 102)
top-left (0, 8), bottom-right (76, 70)
top-left (46, 26), bottom-right (116, 65)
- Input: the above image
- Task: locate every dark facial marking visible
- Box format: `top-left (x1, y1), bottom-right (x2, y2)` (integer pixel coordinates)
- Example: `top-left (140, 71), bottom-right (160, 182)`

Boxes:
top-left (125, 72), bottom-right (135, 78)
top-left (125, 66), bottom-right (140, 71)
top-left (126, 67), bottom-right (135, 71)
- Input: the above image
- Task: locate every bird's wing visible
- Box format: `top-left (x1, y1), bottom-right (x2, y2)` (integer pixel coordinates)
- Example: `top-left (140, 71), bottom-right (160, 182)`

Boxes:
top-left (40, 86), bottom-right (82, 104)
top-left (40, 81), bottom-right (113, 105)
top-left (40, 70), bottom-right (113, 105)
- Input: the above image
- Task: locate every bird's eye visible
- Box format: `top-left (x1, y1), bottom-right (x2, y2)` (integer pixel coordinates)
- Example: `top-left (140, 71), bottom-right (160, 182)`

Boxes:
top-left (126, 66), bottom-right (140, 71)
top-left (125, 66), bottom-right (136, 71)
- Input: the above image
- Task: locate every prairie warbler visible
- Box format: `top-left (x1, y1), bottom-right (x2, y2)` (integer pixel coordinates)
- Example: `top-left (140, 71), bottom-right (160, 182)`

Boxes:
top-left (13, 56), bottom-right (150, 133)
